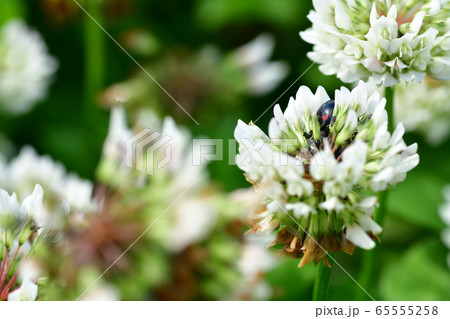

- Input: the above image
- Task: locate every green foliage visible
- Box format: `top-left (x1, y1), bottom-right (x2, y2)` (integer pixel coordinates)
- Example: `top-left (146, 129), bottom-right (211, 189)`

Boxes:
top-left (194, 0), bottom-right (305, 30)
top-left (379, 239), bottom-right (450, 300)
top-left (389, 170), bottom-right (446, 231)
top-left (0, 0), bottom-right (25, 26)
top-left (266, 258), bottom-right (315, 301)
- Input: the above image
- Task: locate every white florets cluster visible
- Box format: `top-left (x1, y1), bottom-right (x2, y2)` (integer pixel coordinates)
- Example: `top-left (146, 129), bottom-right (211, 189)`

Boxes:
top-left (395, 79), bottom-right (450, 145)
top-left (99, 107), bottom-right (215, 252)
top-left (0, 20), bottom-right (58, 114)
top-left (0, 147), bottom-right (94, 230)
top-left (234, 81), bottom-right (419, 266)
top-left (96, 108), bottom-right (277, 299)
top-left (439, 185), bottom-right (450, 268)
top-left (301, 0), bottom-right (450, 86)
top-left (232, 34), bottom-right (289, 95)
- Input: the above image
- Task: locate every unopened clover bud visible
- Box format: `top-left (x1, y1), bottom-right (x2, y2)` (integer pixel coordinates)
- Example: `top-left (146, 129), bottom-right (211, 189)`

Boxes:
top-left (336, 110), bottom-right (358, 145)
top-left (18, 220), bottom-right (37, 245)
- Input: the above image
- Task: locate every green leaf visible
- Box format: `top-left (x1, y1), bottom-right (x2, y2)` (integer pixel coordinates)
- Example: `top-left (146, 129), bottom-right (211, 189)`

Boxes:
top-left (389, 170), bottom-right (446, 231)
top-left (266, 258), bottom-right (315, 301)
top-left (379, 238), bottom-right (450, 300)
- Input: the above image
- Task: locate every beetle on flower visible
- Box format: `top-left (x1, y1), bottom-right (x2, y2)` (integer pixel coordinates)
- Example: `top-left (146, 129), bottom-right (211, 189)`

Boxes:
top-left (234, 81), bottom-right (419, 267)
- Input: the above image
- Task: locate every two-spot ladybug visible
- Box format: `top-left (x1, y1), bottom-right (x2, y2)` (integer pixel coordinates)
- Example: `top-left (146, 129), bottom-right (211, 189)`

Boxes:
top-left (304, 100), bottom-right (336, 142)
top-left (316, 100), bottom-right (335, 139)
top-left (317, 100), bottom-right (335, 129)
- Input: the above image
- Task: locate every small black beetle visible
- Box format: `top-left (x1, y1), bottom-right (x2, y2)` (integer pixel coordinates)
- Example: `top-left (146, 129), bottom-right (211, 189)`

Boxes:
top-left (317, 100), bottom-right (335, 129)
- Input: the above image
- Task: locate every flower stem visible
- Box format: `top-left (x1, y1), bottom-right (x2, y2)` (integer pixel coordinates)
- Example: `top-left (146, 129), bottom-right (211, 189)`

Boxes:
top-left (354, 191), bottom-right (388, 300)
top-left (83, 0), bottom-right (105, 111)
top-left (385, 86), bottom-right (395, 135)
top-left (313, 253), bottom-right (334, 301)
top-left (0, 248), bottom-right (9, 291)
top-left (375, 85), bottom-right (394, 224)
top-left (355, 85), bottom-right (395, 300)
top-left (0, 244), bottom-right (20, 293)
top-left (82, 0), bottom-right (109, 176)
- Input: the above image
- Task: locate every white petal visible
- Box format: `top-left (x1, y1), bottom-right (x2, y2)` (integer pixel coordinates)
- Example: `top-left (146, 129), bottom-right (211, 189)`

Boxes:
top-left (335, 2), bottom-right (352, 29)
top-left (346, 225), bottom-right (375, 249)
top-left (234, 34), bottom-right (275, 67)
top-left (387, 5), bottom-right (397, 19)
top-left (7, 279), bottom-right (38, 301)
top-left (285, 202), bottom-right (314, 218)
top-left (358, 214), bottom-right (382, 234)
top-left (21, 184), bottom-right (43, 218)
top-left (409, 12), bottom-right (424, 35)
top-left (319, 196), bottom-right (345, 211)
top-left (369, 4), bottom-right (378, 25)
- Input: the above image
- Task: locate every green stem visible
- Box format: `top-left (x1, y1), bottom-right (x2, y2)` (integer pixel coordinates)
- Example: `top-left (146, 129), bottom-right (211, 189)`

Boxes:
top-left (83, 0), bottom-right (105, 111)
top-left (385, 86), bottom-right (395, 134)
top-left (355, 85), bottom-right (395, 300)
top-left (313, 253), bottom-right (334, 301)
top-left (82, 0), bottom-right (109, 177)
top-left (354, 191), bottom-right (388, 300)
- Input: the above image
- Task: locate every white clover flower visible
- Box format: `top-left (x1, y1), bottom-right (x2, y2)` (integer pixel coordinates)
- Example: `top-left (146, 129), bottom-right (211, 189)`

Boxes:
top-left (7, 278), bottom-right (38, 301)
top-left (0, 184), bottom-right (42, 234)
top-left (135, 113), bottom-right (209, 191)
top-left (103, 106), bottom-right (133, 164)
top-left (97, 106), bottom-right (135, 187)
top-left (439, 185), bottom-right (450, 268)
top-left (163, 196), bottom-right (218, 253)
top-left (0, 20), bottom-right (58, 114)
top-left (301, 0), bottom-right (450, 87)
top-left (1, 185), bottom-right (43, 301)
top-left (231, 34), bottom-right (289, 95)
top-left (395, 78), bottom-right (450, 145)
top-left (0, 147), bottom-right (94, 230)
top-left (140, 117), bottom-right (219, 252)
top-left (234, 234), bottom-right (277, 300)
top-left (234, 81), bottom-right (419, 267)
top-left (99, 108), bottom-right (215, 253)
top-left (109, 107), bottom-right (208, 189)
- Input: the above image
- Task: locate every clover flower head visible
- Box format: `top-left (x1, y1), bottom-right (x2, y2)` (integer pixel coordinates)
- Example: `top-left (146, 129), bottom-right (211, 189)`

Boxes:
top-left (234, 81), bottom-right (419, 267)
top-left (7, 278), bottom-right (38, 301)
top-left (0, 184), bottom-right (42, 235)
top-left (301, 0), bottom-right (450, 86)
top-left (0, 20), bottom-right (58, 114)
top-left (0, 147), bottom-right (94, 230)
top-left (395, 78), bottom-right (450, 145)
top-left (99, 107), bottom-right (215, 252)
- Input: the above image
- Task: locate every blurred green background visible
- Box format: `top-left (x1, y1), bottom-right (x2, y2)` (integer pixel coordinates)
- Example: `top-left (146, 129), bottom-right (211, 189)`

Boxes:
top-left (0, 0), bottom-right (449, 300)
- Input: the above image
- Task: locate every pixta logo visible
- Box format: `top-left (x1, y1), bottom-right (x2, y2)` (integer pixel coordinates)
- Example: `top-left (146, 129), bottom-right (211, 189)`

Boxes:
top-left (125, 129), bottom-right (172, 175)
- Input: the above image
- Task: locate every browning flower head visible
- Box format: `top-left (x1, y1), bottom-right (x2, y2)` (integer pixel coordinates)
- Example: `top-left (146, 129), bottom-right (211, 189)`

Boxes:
top-left (301, 0), bottom-right (450, 86)
top-left (234, 81), bottom-right (419, 267)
